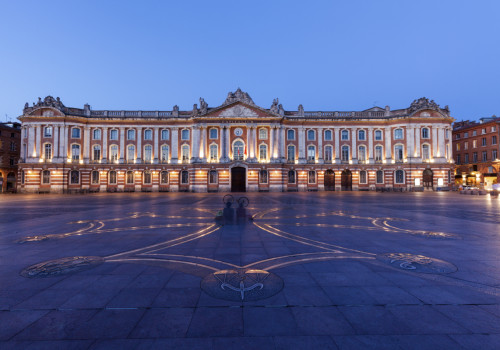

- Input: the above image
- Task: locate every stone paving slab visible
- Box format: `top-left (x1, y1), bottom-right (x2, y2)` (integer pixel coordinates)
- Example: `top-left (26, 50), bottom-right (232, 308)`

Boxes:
top-left (0, 192), bottom-right (499, 349)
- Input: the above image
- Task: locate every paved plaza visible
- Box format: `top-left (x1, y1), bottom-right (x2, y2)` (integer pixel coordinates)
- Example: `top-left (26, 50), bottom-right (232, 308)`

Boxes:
top-left (0, 192), bottom-right (499, 349)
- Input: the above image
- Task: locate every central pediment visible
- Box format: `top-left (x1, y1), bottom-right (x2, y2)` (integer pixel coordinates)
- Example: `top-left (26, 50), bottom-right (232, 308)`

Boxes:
top-left (219, 105), bottom-right (259, 118)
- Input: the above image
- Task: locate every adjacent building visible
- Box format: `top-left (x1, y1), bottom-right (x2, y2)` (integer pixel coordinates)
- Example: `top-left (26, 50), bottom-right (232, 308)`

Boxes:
top-left (0, 122), bottom-right (21, 192)
top-left (17, 90), bottom-right (454, 193)
top-left (453, 117), bottom-right (500, 189)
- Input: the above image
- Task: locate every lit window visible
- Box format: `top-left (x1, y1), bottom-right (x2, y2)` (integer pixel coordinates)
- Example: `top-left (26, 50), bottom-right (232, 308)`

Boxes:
top-left (209, 144), bottom-right (218, 161)
top-left (126, 171), bottom-right (134, 184)
top-left (259, 144), bottom-right (267, 161)
top-left (109, 171), bottom-right (117, 184)
top-left (395, 144), bottom-right (404, 161)
top-left (324, 146), bottom-right (333, 161)
top-left (71, 144), bottom-right (80, 161)
top-left (160, 171), bottom-right (168, 184)
top-left (375, 145), bottom-right (383, 162)
top-left (259, 169), bottom-right (268, 184)
top-left (109, 145), bottom-right (119, 162)
top-left (181, 145), bottom-right (190, 161)
top-left (127, 145), bottom-right (135, 161)
top-left (341, 145), bottom-right (349, 161)
top-left (161, 145), bottom-right (169, 163)
top-left (44, 143), bottom-right (52, 160)
top-left (307, 145), bottom-right (315, 161)
top-left (358, 146), bottom-right (366, 162)
top-left (233, 140), bottom-right (244, 160)
top-left (144, 145), bottom-right (152, 162)
top-left (422, 144), bottom-right (430, 160)
top-left (92, 145), bottom-right (101, 161)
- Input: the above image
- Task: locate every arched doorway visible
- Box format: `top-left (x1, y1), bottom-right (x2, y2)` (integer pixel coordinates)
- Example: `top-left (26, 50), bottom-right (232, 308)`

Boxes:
top-left (324, 169), bottom-right (335, 191)
top-left (6, 172), bottom-right (16, 192)
top-left (341, 169), bottom-right (352, 191)
top-left (423, 168), bottom-right (433, 188)
top-left (231, 167), bottom-right (246, 192)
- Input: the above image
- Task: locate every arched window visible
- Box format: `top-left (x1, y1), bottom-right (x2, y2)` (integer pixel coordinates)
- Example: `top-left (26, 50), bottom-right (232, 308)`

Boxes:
top-left (358, 145), bottom-right (366, 163)
top-left (143, 171), bottom-right (152, 184)
top-left (395, 170), bottom-right (405, 184)
top-left (307, 145), bottom-right (315, 161)
top-left (109, 145), bottom-right (119, 162)
top-left (376, 170), bottom-right (384, 184)
top-left (259, 169), bottom-right (268, 184)
top-left (287, 145), bottom-right (295, 162)
top-left (375, 130), bottom-right (382, 141)
top-left (375, 145), bottom-right (383, 162)
top-left (324, 130), bottom-right (332, 141)
top-left (394, 128), bottom-right (403, 140)
top-left (109, 170), bottom-right (117, 184)
top-left (144, 129), bottom-right (153, 140)
top-left (422, 144), bottom-right (430, 160)
top-left (209, 128), bottom-right (218, 139)
top-left (341, 145), bottom-right (349, 161)
top-left (91, 170), bottom-right (99, 184)
top-left (161, 145), bottom-right (169, 163)
top-left (126, 171), bottom-right (134, 184)
top-left (181, 129), bottom-right (190, 140)
top-left (288, 170), bottom-right (296, 184)
top-left (127, 145), bottom-right (135, 162)
top-left (259, 128), bottom-right (268, 140)
top-left (180, 170), bottom-right (189, 184)
top-left (308, 170), bottom-right (316, 184)
top-left (421, 127), bottom-right (430, 139)
top-left (307, 130), bottom-right (315, 141)
top-left (259, 144), bottom-right (267, 162)
top-left (359, 170), bottom-right (367, 184)
top-left (160, 171), bottom-right (168, 184)
top-left (42, 170), bottom-right (50, 184)
top-left (341, 130), bottom-right (349, 140)
top-left (394, 144), bottom-right (404, 162)
top-left (71, 144), bottom-right (80, 161)
top-left (209, 144), bottom-right (218, 161)
top-left (93, 145), bottom-right (101, 161)
top-left (209, 170), bottom-right (217, 184)
top-left (144, 145), bottom-right (153, 162)
top-left (324, 145), bottom-right (333, 162)
top-left (233, 140), bottom-right (244, 160)
top-left (70, 170), bottom-right (79, 184)
top-left (181, 145), bottom-right (190, 162)
top-left (287, 129), bottom-right (295, 140)
top-left (44, 143), bottom-right (52, 160)
top-left (358, 130), bottom-right (366, 141)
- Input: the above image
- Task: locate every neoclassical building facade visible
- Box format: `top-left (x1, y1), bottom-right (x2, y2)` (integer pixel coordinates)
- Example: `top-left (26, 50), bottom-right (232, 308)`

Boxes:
top-left (17, 90), bottom-right (454, 193)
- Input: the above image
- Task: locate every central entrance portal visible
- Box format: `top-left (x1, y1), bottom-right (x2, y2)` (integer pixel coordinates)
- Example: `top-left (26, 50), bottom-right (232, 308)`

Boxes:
top-left (324, 169), bottom-right (335, 191)
top-left (341, 169), bottom-right (352, 191)
top-left (231, 167), bottom-right (246, 192)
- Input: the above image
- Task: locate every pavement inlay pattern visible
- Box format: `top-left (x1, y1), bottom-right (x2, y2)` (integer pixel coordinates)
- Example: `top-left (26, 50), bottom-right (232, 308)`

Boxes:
top-left (0, 192), bottom-right (499, 349)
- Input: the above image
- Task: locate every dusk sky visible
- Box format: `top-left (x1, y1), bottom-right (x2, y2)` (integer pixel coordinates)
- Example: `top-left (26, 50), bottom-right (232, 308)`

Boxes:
top-left (1, 0), bottom-right (499, 123)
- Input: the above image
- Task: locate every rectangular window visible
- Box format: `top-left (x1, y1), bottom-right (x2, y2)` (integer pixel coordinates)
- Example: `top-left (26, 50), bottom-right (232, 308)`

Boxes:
top-left (42, 170), bottom-right (50, 184)
top-left (161, 129), bottom-right (169, 140)
top-left (71, 128), bottom-right (80, 138)
top-left (464, 132), bottom-right (468, 138)
top-left (91, 171), bottom-right (99, 184)
top-left (493, 150), bottom-right (498, 160)
top-left (358, 130), bottom-right (366, 141)
top-left (395, 145), bottom-right (404, 161)
top-left (472, 130), bottom-right (477, 136)
top-left (93, 129), bottom-right (101, 140)
top-left (287, 129), bottom-right (295, 140)
top-left (492, 136), bottom-right (497, 145)
top-left (375, 146), bottom-right (383, 161)
top-left (209, 129), bottom-right (218, 139)
top-left (394, 129), bottom-right (403, 140)
top-left (93, 147), bottom-right (101, 161)
top-left (144, 129), bottom-right (152, 140)
top-left (482, 128), bottom-right (486, 134)
top-left (482, 138), bottom-right (487, 146)
top-left (456, 143), bottom-right (460, 151)
top-left (209, 145), bottom-right (218, 161)
top-left (359, 171), bottom-right (367, 184)
top-left (259, 129), bottom-right (268, 140)
top-left (181, 129), bottom-right (189, 140)
top-left (492, 126), bottom-right (497, 132)
top-left (472, 140), bottom-right (477, 148)
top-left (307, 130), bottom-right (315, 141)
top-left (71, 145), bottom-right (80, 161)
top-left (324, 130), bottom-right (332, 141)
top-left (482, 151), bottom-right (487, 161)
top-left (308, 171), bottom-right (316, 184)
top-left (456, 155), bottom-right (460, 164)
top-left (287, 145), bottom-right (295, 161)
top-left (44, 144), bottom-right (52, 159)
top-left (341, 130), bottom-right (349, 140)
top-left (110, 129), bottom-right (118, 140)
top-left (209, 170), bottom-right (217, 184)
top-left (464, 153), bottom-right (469, 163)
top-left (464, 142), bottom-right (468, 150)
top-left (375, 130), bottom-right (382, 141)
top-left (376, 170), bottom-right (383, 184)
top-left (259, 170), bottom-right (268, 184)
top-left (473, 152), bottom-right (477, 163)
top-left (44, 127), bottom-right (52, 137)
top-left (324, 146), bottom-right (332, 161)
top-left (127, 129), bottom-right (135, 140)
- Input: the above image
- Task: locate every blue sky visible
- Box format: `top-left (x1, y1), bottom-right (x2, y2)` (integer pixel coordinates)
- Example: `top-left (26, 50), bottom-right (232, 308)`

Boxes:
top-left (1, 0), bottom-right (499, 123)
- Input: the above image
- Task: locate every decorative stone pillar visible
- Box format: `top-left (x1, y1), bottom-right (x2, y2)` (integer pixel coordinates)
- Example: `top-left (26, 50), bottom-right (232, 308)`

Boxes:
top-left (414, 127), bottom-right (421, 158)
top-left (191, 125), bottom-right (200, 162)
top-left (432, 126), bottom-right (438, 158)
top-left (438, 126), bottom-right (445, 160)
top-left (102, 127), bottom-right (108, 163)
top-left (59, 126), bottom-right (67, 161)
top-left (53, 125), bottom-right (59, 160)
top-left (385, 128), bottom-right (392, 161)
top-left (269, 126), bottom-right (275, 162)
top-left (200, 126), bottom-right (207, 162)
top-left (171, 127), bottom-right (179, 164)
top-left (119, 128), bottom-right (125, 164)
top-left (406, 126), bottom-right (414, 160)
top-left (153, 127), bottom-right (159, 164)
top-left (279, 126), bottom-right (285, 162)
top-left (318, 127), bottom-right (323, 164)
top-left (35, 125), bottom-right (41, 158)
top-left (219, 125), bottom-right (226, 162)
top-left (351, 128), bottom-right (357, 162)
top-left (136, 127), bottom-right (142, 163)
top-left (225, 126), bottom-right (230, 162)
top-left (27, 126), bottom-right (35, 162)
top-left (83, 126), bottom-right (90, 162)
top-left (298, 126), bottom-right (306, 164)
top-left (368, 127), bottom-right (374, 164)
top-left (334, 128), bottom-right (340, 163)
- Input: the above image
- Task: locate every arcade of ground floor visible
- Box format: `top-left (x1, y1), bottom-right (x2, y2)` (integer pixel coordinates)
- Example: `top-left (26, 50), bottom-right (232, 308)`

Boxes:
top-left (17, 162), bottom-right (454, 193)
top-left (0, 192), bottom-right (499, 349)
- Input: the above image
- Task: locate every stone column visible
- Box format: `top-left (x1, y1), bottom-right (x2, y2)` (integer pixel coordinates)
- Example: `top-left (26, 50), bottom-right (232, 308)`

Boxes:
top-left (200, 126), bottom-right (207, 161)
top-left (414, 127), bottom-right (421, 158)
top-left (102, 127), bottom-right (108, 163)
top-left (119, 128), bottom-right (125, 163)
top-left (35, 125), bottom-right (41, 158)
top-left (298, 126), bottom-right (306, 163)
top-left (269, 126), bottom-right (275, 162)
top-left (136, 127), bottom-right (142, 163)
top-left (53, 125), bottom-right (59, 160)
top-left (368, 127), bottom-right (374, 163)
top-left (59, 126), bottom-right (67, 161)
top-left (279, 126), bottom-right (285, 161)
top-left (438, 126), bottom-right (445, 159)
top-left (385, 128), bottom-right (392, 161)
top-left (406, 126), bottom-right (413, 160)
top-left (432, 126), bottom-right (438, 158)
top-left (351, 128), bottom-right (357, 162)
top-left (171, 127), bottom-right (179, 163)
top-left (153, 127), bottom-right (159, 163)
top-left (318, 127), bottom-right (323, 163)
top-left (191, 126), bottom-right (200, 162)
top-left (334, 128), bottom-right (340, 163)
top-left (225, 126), bottom-right (230, 161)
top-left (219, 126), bottom-right (226, 162)
top-left (27, 126), bottom-right (35, 161)
top-left (83, 126), bottom-right (90, 162)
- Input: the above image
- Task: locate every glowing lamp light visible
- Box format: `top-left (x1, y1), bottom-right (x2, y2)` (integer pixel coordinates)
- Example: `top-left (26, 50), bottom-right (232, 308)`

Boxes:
top-left (437, 178), bottom-right (444, 186)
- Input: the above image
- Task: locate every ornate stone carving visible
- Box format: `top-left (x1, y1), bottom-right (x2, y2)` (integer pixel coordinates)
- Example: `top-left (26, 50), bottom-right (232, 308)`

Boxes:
top-left (220, 105), bottom-right (258, 118)
top-left (222, 88), bottom-right (255, 106)
top-left (173, 105), bottom-right (179, 117)
top-left (270, 98), bottom-right (279, 114)
top-left (199, 98), bottom-right (208, 114)
top-left (25, 96), bottom-right (65, 113)
top-left (408, 97), bottom-right (440, 114)
top-left (192, 103), bottom-right (199, 117)
top-left (298, 104), bottom-right (304, 117)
